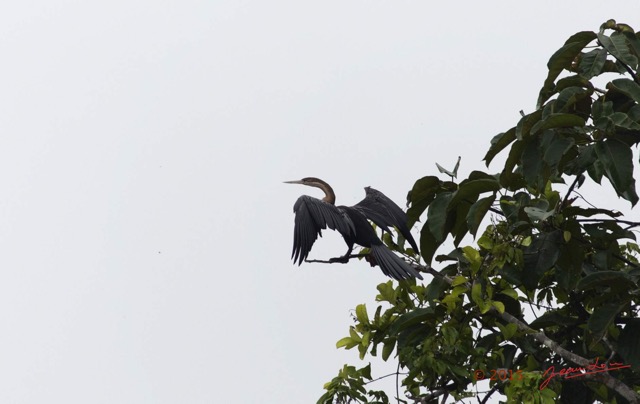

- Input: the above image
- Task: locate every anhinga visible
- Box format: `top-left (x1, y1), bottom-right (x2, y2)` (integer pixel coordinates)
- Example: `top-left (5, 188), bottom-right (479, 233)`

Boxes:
top-left (285, 177), bottom-right (423, 280)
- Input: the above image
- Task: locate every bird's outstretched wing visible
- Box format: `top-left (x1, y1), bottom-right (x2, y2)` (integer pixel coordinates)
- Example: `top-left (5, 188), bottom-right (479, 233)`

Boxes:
top-left (291, 195), bottom-right (354, 265)
top-left (354, 186), bottom-right (420, 254)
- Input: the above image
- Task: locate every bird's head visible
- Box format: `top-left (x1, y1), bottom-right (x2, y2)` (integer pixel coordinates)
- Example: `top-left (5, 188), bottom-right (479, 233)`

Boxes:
top-left (284, 177), bottom-right (335, 204)
top-left (283, 177), bottom-right (327, 188)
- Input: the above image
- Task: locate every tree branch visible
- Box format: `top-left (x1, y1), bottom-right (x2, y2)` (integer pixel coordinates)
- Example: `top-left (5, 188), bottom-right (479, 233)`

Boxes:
top-left (479, 382), bottom-right (501, 404)
top-left (305, 254), bottom-right (369, 264)
top-left (410, 262), bottom-right (640, 403)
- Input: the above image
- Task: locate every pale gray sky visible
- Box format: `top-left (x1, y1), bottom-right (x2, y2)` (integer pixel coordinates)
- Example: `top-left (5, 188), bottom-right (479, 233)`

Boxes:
top-left (0, 2), bottom-right (638, 403)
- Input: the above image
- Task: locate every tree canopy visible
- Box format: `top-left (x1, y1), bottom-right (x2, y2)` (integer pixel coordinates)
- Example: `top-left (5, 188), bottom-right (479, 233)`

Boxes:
top-left (318, 20), bottom-right (640, 404)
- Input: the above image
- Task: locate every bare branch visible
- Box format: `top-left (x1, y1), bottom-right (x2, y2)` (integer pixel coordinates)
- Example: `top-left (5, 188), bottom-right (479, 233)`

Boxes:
top-left (304, 253), bottom-right (369, 264)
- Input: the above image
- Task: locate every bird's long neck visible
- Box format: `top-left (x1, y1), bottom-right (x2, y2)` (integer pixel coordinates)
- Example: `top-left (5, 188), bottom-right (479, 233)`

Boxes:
top-left (313, 181), bottom-right (336, 205)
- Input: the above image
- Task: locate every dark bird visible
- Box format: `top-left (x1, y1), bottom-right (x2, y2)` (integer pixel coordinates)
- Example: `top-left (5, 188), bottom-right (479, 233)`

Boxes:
top-left (284, 177), bottom-right (422, 280)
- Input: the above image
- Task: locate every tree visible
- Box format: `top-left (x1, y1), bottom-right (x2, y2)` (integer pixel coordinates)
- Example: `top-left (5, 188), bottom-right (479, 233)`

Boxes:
top-left (318, 20), bottom-right (640, 404)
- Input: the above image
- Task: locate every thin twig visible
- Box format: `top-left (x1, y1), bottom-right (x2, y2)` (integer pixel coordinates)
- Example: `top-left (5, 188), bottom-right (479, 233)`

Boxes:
top-left (396, 362), bottom-right (400, 404)
top-left (364, 371), bottom-right (408, 385)
top-left (560, 173), bottom-right (583, 210)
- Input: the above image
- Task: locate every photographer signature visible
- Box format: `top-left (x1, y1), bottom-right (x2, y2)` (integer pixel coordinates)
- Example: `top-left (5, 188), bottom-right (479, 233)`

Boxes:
top-left (540, 358), bottom-right (631, 390)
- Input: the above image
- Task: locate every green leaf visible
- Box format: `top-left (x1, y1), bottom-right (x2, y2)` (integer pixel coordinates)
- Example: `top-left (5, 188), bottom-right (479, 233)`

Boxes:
top-left (543, 135), bottom-right (575, 168)
top-left (450, 178), bottom-right (501, 208)
top-left (381, 339), bottom-right (396, 361)
top-left (492, 301), bottom-right (505, 314)
top-left (622, 30), bottom-right (640, 59)
top-left (555, 74), bottom-right (594, 93)
top-left (376, 281), bottom-right (395, 303)
top-left (592, 98), bottom-right (614, 121)
top-left (587, 158), bottom-right (605, 185)
top-left (497, 322), bottom-right (518, 339)
top-left (521, 137), bottom-right (543, 189)
top-left (462, 246), bottom-right (481, 273)
top-left (441, 325), bottom-right (459, 346)
top-left (360, 364), bottom-right (372, 380)
top-left (466, 195), bottom-right (496, 237)
top-left (427, 192), bottom-right (453, 242)
top-left (530, 311), bottom-right (575, 329)
top-left (609, 112), bottom-right (640, 130)
top-left (424, 273), bottom-right (450, 302)
top-left (388, 308), bottom-right (434, 336)
top-left (598, 31), bottom-right (638, 69)
top-left (568, 143), bottom-right (596, 174)
top-left (618, 320), bottom-right (640, 370)
top-left (576, 271), bottom-right (637, 291)
top-left (538, 31), bottom-right (597, 108)
top-left (610, 78), bottom-right (640, 104)
top-left (553, 87), bottom-right (591, 112)
top-left (500, 288), bottom-right (519, 300)
top-left (452, 199), bottom-right (473, 247)
top-left (355, 304), bottom-right (370, 326)
top-left (336, 337), bottom-right (359, 349)
top-left (600, 59), bottom-right (629, 74)
top-left (468, 170), bottom-right (499, 181)
top-left (563, 206), bottom-right (621, 218)
top-left (619, 182), bottom-right (639, 206)
top-left (442, 285), bottom-right (467, 311)
top-left (594, 139), bottom-right (636, 203)
top-left (470, 281), bottom-right (481, 301)
top-left (485, 127), bottom-right (516, 166)
top-left (516, 110), bottom-right (543, 140)
top-left (522, 231), bottom-right (562, 290)
top-left (420, 221), bottom-right (439, 265)
top-left (500, 139), bottom-right (525, 189)
top-left (588, 303), bottom-right (626, 344)
top-left (579, 48), bottom-right (608, 79)
top-left (358, 332), bottom-right (370, 359)
top-left (451, 275), bottom-right (467, 287)
top-left (530, 113), bottom-right (586, 134)
top-left (406, 176), bottom-right (441, 225)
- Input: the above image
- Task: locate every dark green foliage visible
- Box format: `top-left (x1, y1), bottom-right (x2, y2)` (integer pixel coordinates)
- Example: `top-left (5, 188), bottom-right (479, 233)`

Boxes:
top-left (319, 21), bottom-right (640, 403)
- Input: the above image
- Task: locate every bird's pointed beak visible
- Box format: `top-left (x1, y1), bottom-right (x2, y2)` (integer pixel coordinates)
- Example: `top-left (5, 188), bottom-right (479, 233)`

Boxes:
top-left (283, 180), bottom-right (303, 184)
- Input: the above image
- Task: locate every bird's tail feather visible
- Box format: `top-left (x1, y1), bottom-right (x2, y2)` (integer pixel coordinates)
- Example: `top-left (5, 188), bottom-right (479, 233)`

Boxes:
top-left (370, 245), bottom-right (423, 280)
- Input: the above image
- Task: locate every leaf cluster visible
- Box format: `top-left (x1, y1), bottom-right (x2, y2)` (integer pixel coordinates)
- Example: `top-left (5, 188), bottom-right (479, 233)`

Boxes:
top-left (319, 21), bottom-right (640, 404)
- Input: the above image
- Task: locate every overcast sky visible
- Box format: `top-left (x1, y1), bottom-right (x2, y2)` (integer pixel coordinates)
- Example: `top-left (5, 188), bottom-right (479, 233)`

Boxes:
top-left (0, 2), bottom-right (638, 403)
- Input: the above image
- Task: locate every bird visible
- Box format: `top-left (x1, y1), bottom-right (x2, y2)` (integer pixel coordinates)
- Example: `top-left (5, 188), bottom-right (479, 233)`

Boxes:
top-left (284, 177), bottom-right (423, 280)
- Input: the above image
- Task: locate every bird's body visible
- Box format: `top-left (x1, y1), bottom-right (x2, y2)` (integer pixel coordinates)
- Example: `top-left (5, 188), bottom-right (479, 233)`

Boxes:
top-left (285, 177), bottom-right (422, 280)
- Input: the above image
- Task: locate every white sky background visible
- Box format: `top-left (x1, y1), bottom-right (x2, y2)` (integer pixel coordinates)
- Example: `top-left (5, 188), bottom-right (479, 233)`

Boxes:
top-left (0, 2), bottom-right (639, 403)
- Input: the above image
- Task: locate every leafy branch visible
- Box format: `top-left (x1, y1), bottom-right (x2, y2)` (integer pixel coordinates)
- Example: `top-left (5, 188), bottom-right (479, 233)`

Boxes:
top-left (408, 261), bottom-right (640, 403)
top-left (318, 20), bottom-right (640, 404)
